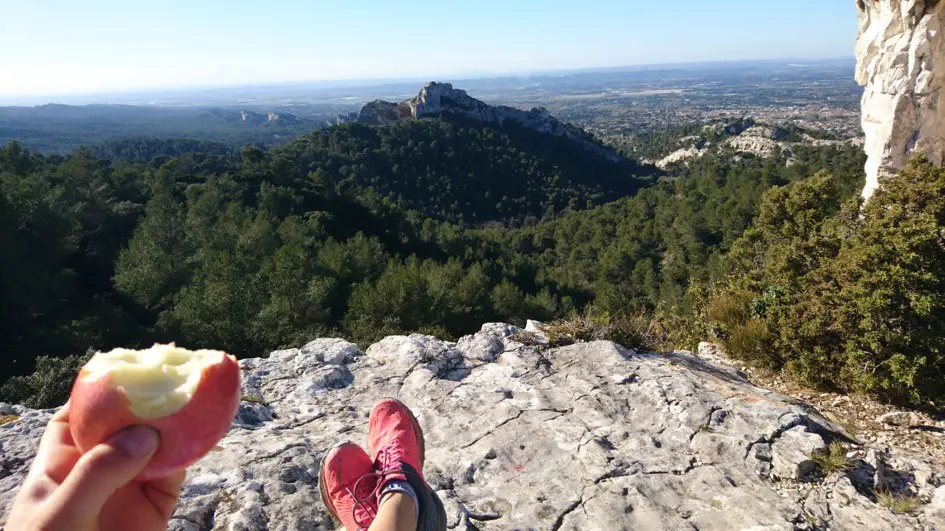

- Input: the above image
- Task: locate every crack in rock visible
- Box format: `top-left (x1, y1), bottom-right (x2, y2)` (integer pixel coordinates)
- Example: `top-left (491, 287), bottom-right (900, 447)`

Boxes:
top-left (550, 497), bottom-right (583, 531)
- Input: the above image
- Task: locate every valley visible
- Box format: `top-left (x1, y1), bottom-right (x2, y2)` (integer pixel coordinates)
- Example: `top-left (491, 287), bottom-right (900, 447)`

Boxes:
top-left (3, 55), bottom-right (942, 412)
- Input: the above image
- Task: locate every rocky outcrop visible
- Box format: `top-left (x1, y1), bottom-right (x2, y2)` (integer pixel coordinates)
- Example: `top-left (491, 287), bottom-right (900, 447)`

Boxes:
top-left (356, 82), bottom-right (621, 161)
top-left (856, 0), bottom-right (945, 201)
top-left (646, 120), bottom-right (847, 169)
top-left (240, 110), bottom-right (300, 124)
top-left (355, 100), bottom-right (413, 125)
top-left (1, 324), bottom-right (941, 529)
top-left (653, 146), bottom-right (707, 169)
top-left (241, 110), bottom-right (266, 124)
top-left (266, 112), bottom-right (300, 124)
top-left (724, 135), bottom-right (788, 158)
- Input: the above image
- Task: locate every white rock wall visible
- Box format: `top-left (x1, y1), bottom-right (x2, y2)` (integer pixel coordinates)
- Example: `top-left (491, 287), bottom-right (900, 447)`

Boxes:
top-left (856, 0), bottom-right (945, 201)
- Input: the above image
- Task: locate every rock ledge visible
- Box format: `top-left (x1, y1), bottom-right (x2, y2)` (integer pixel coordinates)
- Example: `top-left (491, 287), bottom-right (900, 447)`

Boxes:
top-left (1, 324), bottom-right (942, 530)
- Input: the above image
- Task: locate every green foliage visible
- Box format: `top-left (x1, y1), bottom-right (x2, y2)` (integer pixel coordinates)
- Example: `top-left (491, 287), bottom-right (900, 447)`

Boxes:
top-left (491, 146), bottom-right (865, 315)
top-left (725, 319), bottom-right (775, 368)
top-left (0, 120), bottom-right (874, 407)
top-left (0, 106), bottom-right (321, 155)
top-left (1, 354), bottom-right (92, 409)
top-left (1, 143), bottom-right (148, 379)
top-left (280, 118), bottom-right (652, 224)
top-left (712, 157), bottom-right (945, 405)
top-left (344, 257), bottom-right (493, 347)
top-left (88, 138), bottom-right (236, 162)
top-left (706, 291), bottom-right (752, 329)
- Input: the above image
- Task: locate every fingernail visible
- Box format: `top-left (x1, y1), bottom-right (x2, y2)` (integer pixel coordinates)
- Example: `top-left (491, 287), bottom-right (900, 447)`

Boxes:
top-left (114, 426), bottom-right (159, 457)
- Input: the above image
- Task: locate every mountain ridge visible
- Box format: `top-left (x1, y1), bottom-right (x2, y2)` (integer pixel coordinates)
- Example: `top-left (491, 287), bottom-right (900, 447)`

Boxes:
top-left (280, 98), bottom-right (655, 225)
top-left (356, 81), bottom-right (622, 162)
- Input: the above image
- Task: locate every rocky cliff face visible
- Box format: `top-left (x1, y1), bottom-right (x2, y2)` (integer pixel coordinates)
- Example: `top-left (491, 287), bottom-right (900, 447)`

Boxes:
top-left (856, 0), bottom-right (945, 201)
top-left (356, 82), bottom-right (622, 162)
top-left (355, 100), bottom-right (413, 125)
top-left (1, 324), bottom-right (943, 530)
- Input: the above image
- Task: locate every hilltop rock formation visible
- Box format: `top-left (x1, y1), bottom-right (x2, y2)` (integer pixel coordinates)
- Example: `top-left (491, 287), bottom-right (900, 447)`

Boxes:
top-left (1, 325), bottom-right (942, 530)
top-left (355, 100), bottom-right (413, 125)
top-left (241, 110), bottom-right (300, 124)
top-left (356, 82), bottom-right (621, 161)
top-left (856, 0), bottom-right (945, 201)
top-left (241, 110), bottom-right (267, 124)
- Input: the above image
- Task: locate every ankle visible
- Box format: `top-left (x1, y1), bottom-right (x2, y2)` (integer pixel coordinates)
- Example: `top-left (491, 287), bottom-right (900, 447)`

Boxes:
top-left (373, 491), bottom-right (419, 531)
top-left (378, 480), bottom-right (419, 514)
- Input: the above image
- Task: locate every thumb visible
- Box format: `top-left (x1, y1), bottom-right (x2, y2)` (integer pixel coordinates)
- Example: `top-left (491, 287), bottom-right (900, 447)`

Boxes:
top-left (47, 425), bottom-right (159, 521)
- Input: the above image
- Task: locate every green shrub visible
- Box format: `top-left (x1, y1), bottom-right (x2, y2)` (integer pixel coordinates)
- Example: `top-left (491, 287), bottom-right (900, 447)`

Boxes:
top-left (725, 318), bottom-right (776, 368)
top-left (1, 354), bottom-right (92, 409)
top-left (711, 158), bottom-right (945, 405)
top-left (706, 291), bottom-right (751, 329)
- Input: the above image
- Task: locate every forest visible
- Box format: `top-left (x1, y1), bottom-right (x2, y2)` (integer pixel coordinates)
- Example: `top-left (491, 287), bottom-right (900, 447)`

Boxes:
top-left (2, 115), bottom-right (942, 407)
top-left (0, 104), bottom-right (325, 154)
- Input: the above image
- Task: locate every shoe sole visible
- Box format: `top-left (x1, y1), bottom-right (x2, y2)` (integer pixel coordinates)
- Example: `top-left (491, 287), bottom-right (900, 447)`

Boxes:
top-left (372, 397), bottom-right (425, 467)
top-left (318, 441), bottom-right (347, 525)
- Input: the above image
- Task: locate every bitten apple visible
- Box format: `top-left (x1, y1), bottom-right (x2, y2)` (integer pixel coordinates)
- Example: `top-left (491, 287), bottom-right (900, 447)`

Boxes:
top-left (69, 343), bottom-right (241, 480)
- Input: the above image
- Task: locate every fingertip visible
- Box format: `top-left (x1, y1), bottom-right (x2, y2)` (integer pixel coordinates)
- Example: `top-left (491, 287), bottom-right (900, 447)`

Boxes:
top-left (111, 425), bottom-right (160, 458)
top-left (51, 400), bottom-right (71, 421)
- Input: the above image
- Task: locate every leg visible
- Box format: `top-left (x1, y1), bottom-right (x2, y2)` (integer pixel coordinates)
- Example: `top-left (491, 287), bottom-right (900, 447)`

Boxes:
top-left (367, 398), bottom-right (448, 530)
top-left (368, 492), bottom-right (418, 531)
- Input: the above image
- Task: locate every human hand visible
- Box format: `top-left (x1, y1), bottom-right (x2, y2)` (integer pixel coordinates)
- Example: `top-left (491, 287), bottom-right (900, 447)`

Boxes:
top-left (4, 402), bottom-right (186, 531)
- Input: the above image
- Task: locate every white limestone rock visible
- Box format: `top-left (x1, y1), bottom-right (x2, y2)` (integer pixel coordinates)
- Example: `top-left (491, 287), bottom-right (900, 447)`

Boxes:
top-left (697, 341), bottom-right (729, 365)
top-left (856, 0), bottom-right (945, 201)
top-left (769, 425), bottom-right (826, 480)
top-left (298, 337), bottom-right (363, 366)
top-left (876, 410), bottom-right (921, 427)
top-left (0, 330), bottom-right (940, 529)
top-left (724, 135), bottom-right (787, 157)
top-left (654, 146), bottom-right (707, 169)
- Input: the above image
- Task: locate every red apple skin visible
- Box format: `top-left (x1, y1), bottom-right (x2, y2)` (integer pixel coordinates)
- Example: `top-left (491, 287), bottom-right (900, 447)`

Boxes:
top-left (69, 354), bottom-right (241, 481)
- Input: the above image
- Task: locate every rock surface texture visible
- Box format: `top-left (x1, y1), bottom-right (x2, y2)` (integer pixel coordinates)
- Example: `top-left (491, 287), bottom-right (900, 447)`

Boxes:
top-left (356, 82), bottom-right (621, 161)
top-left (1, 325), bottom-right (942, 530)
top-left (856, 0), bottom-right (945, 201)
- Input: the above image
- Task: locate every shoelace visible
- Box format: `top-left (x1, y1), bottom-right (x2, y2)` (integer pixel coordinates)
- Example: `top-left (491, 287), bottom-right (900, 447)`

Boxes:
top-left (349, 443), bottom-right (416, 529)
top-left (348, 472), bottom-right (380, 529)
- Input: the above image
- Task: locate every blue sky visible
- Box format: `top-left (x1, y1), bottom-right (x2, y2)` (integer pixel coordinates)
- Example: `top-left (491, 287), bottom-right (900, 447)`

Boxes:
top-left (0, 0), bottom-right (857, 98)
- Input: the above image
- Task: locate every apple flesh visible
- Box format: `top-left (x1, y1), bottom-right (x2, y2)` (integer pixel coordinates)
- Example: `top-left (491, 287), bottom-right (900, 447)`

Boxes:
top-left (69, 343), bottom-right (241, 480)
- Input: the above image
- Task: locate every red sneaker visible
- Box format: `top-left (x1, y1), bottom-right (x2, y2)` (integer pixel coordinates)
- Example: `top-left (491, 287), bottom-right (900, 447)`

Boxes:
top-left (367, 398), bottom-right (426, 483)
top-left (318, 442), bottom-right (379, 530)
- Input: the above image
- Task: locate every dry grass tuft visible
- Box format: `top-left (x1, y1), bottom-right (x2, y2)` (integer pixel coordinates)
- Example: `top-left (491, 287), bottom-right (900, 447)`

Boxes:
top-left (240, 395), bottom-right (266, 405)
top-left (876, 491), bottom-right (924, 514)
top-left (811, 442), bottom-right (851, 474)
top-left (543, 309), bottom-right (660, 351)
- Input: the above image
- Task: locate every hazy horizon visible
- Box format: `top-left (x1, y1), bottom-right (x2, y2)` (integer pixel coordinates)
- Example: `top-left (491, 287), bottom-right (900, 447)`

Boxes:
top-left (0, 56), bottom-right (857, 107)
top-left (0, 0), bottom-right (857, 104)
